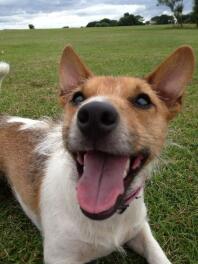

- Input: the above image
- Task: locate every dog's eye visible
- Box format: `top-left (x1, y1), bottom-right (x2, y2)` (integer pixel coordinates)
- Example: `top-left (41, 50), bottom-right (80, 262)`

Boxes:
top-left (71, 92), bottom-right (85, 106)
top-left (133, 93), bottom-right (152, 109)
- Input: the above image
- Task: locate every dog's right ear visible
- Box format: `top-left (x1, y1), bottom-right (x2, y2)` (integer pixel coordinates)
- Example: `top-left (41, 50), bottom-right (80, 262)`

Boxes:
top-left (59, 45), bottom-right (93, 106)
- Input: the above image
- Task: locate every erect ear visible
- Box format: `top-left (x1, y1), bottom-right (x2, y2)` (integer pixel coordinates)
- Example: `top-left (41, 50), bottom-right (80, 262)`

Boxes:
top-left (145, 46), bottom-right (195, 118)
top-left (59, 45), bottom-right (93, 106)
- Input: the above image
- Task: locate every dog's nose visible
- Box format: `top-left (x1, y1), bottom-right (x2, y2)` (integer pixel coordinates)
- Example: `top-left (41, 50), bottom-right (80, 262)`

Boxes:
top-left (77, 101), bottom-right (119, 138)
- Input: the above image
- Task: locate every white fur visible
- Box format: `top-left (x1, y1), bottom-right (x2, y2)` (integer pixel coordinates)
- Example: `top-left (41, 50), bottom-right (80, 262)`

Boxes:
top-left (127, 222), bottom-right (171, 264)
top-left (0, 62), bottom-right (10, 88)
top-left (40, 148), bottom-right (147, 263)
top-left (82, 95), bottom-right (107, 104)
top-left (35, 123), bottom-right (63, 156)
top-left (7, 116), bottom-right (49, 130)
top-left (13, 188), bottom-right (41, 230)
top-left (0, 62), bottom-right (10, 79)
top-left (35, 125), bottom-right (171, 263)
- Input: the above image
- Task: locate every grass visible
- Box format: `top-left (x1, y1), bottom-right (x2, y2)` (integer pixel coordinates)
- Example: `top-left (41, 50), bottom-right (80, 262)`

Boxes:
top-left (0, 25), bottom-right (197, 264)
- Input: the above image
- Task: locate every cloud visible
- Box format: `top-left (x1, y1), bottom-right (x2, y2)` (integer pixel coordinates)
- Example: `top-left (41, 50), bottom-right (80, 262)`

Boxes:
top-left (75, 4), bottom-right (146, 17)
top-left (0, 0), bottom-right (193, 29)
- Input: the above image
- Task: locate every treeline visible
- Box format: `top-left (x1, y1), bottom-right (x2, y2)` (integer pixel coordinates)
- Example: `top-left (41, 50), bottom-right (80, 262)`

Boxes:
top-left (86, 12), bottom-right (197, 27)
top-left (87, 13), bottom-right (144, 27)
top-left (150, 13), bottom-right (197, 24)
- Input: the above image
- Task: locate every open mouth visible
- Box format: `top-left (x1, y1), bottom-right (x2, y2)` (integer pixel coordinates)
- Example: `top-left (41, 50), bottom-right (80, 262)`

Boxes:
top-left (76, 150), bottom-right (149, 220)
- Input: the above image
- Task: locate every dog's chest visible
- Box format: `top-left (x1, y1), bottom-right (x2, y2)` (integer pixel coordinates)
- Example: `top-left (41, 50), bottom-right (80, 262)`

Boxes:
top-left (75, 199), bottom-right (146, 250)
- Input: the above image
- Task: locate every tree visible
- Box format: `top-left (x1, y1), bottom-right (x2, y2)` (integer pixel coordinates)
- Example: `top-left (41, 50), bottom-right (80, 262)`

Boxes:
top-left (151, 14), bottom-right (174, 24)
top-left (96, 22), bottom-right (109, 27)
top-left (135, 15), bottom-right (144, 24)
top-left (157, 0), bottom-right (184, 27)
top-left (87, 18), bottom-right (118, 27)
top-left (28, 24), bottom-right (35, 29)
top-left (182, 13), bottom-right (194, 24)
top-left (193, 0), bottom-right (198, 27)
top-left (99, 18), bottom-right (118, 26)
top-left (86, 21), bottom-right (97, 27)
top-left (174, 2), bottom-right (184, 26)
top-left (118, 13), bottom-right (144, 26)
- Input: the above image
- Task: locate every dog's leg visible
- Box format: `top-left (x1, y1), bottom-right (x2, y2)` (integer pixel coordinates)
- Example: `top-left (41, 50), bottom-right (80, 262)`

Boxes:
top-left (43, 236), bottom-right (107, 264)
top-left (43, 238), bottom-right (83, 264)
top-left (44, 246), bottom-right (83, 264)
top-left (127, 221), bottom-right (171, 264)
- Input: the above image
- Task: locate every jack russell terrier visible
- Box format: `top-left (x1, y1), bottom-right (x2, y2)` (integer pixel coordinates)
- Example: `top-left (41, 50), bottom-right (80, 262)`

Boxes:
top-left (0, 45), bottom-right (195, 264)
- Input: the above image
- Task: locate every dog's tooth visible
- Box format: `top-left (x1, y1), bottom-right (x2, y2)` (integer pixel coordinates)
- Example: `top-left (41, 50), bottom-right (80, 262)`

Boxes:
top-left (77, 152), bottom-right (84, 165)
top-left (126, 159), bottom-right (130, 170)
top-left (123, 169), bottom-right (127, 178)
top-left (126, 159), bottom-right (130, 172)
top-left (123, 159), bottom-right (130, 178)
top-left (123, 159), bottom-right (130, 179)
top-left (131, 155), bottom-right (143, 170)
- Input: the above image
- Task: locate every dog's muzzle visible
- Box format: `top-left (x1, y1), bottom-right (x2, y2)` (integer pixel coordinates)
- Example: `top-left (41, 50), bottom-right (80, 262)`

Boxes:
top-left (68, 101), bottom-right (150, 221)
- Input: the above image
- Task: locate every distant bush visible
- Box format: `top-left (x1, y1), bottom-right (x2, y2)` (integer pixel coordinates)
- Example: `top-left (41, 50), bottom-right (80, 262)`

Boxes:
top-left (28, 24), bottom-right (35, 29)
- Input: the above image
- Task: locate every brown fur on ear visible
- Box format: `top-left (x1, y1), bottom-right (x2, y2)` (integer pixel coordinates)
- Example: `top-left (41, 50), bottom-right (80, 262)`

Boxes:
top-left (59, 45), bottom-right (93, 106)
top-left (145, 46), bottom-right (195, 119)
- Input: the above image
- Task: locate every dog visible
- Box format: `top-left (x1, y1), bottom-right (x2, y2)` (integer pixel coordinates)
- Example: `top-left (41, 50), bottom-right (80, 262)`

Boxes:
top-left (0, 45), bottom-right (195, 264)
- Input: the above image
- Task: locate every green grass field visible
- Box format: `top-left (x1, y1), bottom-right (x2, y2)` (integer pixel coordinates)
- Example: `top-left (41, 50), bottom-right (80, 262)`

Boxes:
top-left (0, 25), bottom-right (197, 264)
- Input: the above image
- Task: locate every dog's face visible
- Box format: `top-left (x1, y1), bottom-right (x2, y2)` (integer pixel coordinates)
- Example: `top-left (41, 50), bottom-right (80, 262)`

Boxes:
top-left (59, 46), bottom-right (194, 220)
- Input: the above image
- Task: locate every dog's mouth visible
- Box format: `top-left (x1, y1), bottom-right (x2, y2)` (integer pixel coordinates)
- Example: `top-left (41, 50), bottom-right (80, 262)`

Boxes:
top-left (75, 150), bottom-right (149, 220)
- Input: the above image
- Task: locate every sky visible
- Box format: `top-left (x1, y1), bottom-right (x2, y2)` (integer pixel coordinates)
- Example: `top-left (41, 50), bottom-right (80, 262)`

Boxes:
top-left (0, 0), bottom-right (193, 29)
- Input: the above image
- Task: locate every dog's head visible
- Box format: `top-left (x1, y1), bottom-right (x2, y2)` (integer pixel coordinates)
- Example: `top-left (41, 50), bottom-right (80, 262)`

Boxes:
top-left (59, 46), bottom-right (194, 220)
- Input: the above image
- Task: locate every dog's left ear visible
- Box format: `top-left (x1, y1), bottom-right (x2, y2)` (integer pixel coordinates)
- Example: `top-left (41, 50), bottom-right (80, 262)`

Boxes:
top-left (146, 46), bottom-right (195, 118)
top-left (59, 45), bottom-right (93, 106)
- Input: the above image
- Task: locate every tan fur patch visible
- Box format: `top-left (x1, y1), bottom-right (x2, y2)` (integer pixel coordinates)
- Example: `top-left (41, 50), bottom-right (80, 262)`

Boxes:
top-left (0, 118), bottom-right (47, 215)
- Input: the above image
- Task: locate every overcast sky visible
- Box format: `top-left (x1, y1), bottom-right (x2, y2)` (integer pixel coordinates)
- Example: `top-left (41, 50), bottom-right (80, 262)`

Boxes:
top-left (0, 0), bottom-right (193, 29)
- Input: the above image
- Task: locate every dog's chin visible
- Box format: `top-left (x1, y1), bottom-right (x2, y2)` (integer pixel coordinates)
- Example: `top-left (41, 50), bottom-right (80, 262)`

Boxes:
top-left (71, 149), bottom-right (150, 221)
top-left (81, 203), bottom-right (119, 220)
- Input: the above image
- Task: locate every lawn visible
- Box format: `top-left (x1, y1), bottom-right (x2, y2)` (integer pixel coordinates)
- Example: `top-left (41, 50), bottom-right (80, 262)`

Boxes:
top-left (0, 25), bottom-right (197, 264)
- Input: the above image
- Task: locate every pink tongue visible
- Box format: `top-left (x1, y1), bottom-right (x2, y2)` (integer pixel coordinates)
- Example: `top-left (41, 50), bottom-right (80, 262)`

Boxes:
top-left (77, 151), bottom-right (129, 214)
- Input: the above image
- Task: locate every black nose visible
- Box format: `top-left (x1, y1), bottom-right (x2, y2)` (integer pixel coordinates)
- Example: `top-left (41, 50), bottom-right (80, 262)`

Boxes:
top-left (77, 101), bottom-right (119, 139)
